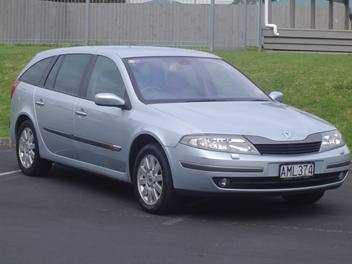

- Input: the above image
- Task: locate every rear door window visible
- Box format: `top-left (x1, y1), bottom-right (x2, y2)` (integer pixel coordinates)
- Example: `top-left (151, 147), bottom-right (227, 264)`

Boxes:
top-left (53, 54), bottom-right (92, 96)
top-left (20, 57), bottom-right (53, 86)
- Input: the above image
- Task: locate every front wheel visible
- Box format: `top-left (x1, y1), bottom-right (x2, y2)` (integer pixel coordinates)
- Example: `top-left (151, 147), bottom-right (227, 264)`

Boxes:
top-left (132, 144), bottom-right (176, 214)
top-left (16, 120), bottom-right (52, 176)
top-left (282, 191), bottom-right (325, 205)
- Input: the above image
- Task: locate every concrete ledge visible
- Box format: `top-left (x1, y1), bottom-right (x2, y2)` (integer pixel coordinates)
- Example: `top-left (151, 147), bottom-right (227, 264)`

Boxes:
top-left (263, 28), bottom-right (352, 53)
top-left (264, 28), bottom-right (352, 39)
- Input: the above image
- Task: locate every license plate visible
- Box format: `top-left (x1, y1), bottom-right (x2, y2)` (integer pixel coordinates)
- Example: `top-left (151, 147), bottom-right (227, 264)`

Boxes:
top-left (279, 163), bottom-right (315, 179)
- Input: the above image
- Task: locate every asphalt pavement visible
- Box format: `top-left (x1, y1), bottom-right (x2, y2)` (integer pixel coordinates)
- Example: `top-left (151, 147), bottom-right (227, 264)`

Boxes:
top-left (0, 147), bottom-right (351, 264)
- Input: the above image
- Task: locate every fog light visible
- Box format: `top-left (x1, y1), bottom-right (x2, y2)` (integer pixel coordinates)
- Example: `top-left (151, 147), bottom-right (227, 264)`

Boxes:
top-left (218, 178), bottom-right (229, 188)
top-left (338, 171), bottom-right (347, 180)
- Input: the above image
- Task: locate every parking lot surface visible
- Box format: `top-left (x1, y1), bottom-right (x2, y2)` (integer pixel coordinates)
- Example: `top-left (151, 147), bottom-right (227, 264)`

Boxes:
top-left (0, 147), bottom-right (351, 264)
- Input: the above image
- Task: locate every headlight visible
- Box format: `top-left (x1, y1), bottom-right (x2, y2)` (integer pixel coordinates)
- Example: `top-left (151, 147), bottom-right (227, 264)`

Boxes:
top-left (180, 134), bottom-right (259, 155)
top-left (320, 130), bottom-right (345, 152)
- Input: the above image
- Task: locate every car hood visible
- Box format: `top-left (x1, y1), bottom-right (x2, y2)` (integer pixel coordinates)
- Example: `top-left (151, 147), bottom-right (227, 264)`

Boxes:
top-left (150, 101), bottom-right (334, 141)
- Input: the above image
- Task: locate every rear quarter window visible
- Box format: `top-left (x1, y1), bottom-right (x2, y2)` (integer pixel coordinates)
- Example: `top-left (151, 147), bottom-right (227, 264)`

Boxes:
top-left (19, 57), bottom-right (53, 86)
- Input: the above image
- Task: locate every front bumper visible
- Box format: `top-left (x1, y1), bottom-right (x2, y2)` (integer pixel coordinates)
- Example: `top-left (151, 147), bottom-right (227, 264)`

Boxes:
top-left (165, 144), bottom-right (351, 194)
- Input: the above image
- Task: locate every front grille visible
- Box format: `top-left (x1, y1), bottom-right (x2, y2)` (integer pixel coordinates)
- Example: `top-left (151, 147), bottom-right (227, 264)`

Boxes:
top-left (213, 171), bottom-right (347, 190)
top-left (254, 141), bottom-right (321, 155)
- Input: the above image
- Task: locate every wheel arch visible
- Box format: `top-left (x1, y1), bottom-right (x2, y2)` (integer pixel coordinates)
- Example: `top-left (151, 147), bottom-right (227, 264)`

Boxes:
top-left (128, 132), bottom-right (171, 182)
top-left (15, 114), bottom-right (34, 136)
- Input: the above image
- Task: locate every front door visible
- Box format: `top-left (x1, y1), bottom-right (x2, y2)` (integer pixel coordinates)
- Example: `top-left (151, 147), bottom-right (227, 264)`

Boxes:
top-left (74, 55), bottom-right (130, 173)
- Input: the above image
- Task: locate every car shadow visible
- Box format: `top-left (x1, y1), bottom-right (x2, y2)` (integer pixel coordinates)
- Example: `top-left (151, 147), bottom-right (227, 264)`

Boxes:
top-left (48, 164), bottom-right (338, 221)
top-left (49, 163), bottom-right (135, 202)
top-left (179, 195), bottom-right (333, 221)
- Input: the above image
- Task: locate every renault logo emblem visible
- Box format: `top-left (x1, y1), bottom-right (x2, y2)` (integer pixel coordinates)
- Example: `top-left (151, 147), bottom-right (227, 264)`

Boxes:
top-left (283, 131), bottom-right (292, 139)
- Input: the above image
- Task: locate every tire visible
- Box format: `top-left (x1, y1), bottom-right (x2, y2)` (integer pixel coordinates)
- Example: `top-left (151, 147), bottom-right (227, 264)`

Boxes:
top-left (282, 191), bottom-right (325, 205)
top-left (16, 120), bottom-right (52, 177)
top-left (132, 143), bottom-right (176, 214)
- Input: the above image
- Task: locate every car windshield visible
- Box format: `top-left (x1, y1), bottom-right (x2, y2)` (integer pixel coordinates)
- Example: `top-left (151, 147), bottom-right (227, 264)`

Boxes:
top-left (125, 57), bottom-right (269, 103)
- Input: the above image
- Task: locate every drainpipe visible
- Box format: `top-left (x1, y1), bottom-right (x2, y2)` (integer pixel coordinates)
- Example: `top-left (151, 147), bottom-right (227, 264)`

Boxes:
top-left (85, 0), bottom-right (91, 46)
top-left (264, 0), bottom-right (279, 36)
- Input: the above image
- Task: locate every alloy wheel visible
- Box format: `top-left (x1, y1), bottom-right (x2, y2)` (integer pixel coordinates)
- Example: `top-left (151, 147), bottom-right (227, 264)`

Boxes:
top-left (18, 127), bottom-right (36, 169)
top-left (137, 154), bottom-right (163, 205)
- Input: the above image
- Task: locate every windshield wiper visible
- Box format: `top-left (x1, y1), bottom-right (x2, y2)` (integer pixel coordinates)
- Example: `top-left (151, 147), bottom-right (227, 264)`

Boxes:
top-left (183, 98), bottom-right (270, 103)
top-left (184, 99), bottom-right (220, 103)
top-left (250, 99), bottom-right (270, 101)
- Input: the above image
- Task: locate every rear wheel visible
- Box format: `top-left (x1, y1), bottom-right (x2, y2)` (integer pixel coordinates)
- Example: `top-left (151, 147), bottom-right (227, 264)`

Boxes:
top-left (132, 143), bottom-right (176, 214)
top-left (16, 120), bottom-right (51, 176)
top-left (282, 191), bottom-right (325, 205)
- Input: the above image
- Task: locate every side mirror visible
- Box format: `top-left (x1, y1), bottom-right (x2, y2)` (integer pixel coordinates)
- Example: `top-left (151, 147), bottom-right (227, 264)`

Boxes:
top-left (94, 93), bottom-right (126, 108)
top-left (269, 91), bottom-right (284, 102)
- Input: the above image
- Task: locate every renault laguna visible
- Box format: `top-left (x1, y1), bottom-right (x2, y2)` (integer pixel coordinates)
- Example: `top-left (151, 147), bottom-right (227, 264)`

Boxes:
top-left (10, 46), bottom-right (350, 213)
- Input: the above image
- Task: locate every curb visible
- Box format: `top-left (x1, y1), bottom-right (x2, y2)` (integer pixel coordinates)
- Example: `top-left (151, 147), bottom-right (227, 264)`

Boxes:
top-left (0, 137), bottom-right (14, 148)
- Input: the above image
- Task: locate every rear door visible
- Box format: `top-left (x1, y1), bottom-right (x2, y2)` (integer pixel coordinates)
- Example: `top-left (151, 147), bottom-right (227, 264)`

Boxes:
top-left (34, 54), bottom-right (92, 159)
top-left (74, 55), bottom-right (130, 173)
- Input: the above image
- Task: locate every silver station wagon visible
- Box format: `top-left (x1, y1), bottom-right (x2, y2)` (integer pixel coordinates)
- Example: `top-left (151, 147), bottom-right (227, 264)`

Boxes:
top-left (10, 46), bottom-right (350, 213)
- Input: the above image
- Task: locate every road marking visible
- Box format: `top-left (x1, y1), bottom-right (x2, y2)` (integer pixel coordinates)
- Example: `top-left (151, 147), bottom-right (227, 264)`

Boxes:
top-left (227, 222), bottom-right (352, 235)
top-left (162, 217), bottom-right (186, 226)
top-left (0, 170), bottom-right (21, 177)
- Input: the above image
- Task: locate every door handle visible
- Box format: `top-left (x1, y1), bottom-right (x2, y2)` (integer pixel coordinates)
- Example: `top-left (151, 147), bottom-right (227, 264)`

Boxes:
top-left (35, 99), bottom-right (45, 106)
top-left (75, 109), bottom-right (87, 117)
